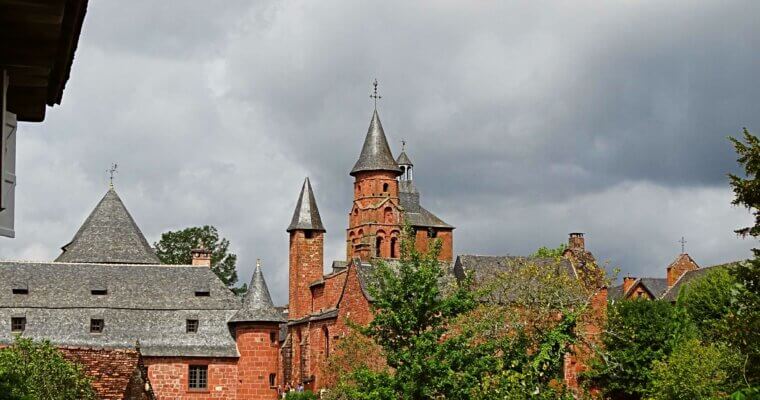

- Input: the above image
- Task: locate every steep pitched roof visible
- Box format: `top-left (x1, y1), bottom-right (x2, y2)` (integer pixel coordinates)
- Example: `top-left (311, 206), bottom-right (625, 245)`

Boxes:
top-left (287, 178), bottom-right (326, 232)
top-left (55, 188), bottom-right (160, 264)
top-left (229, 263), bottom-right (285, 324)
top-left (350, 110), bottom-right (402, 176)
top-left (0, 261), bottom-right (240, 357)
top-left (398, 183), bottom-right (453, 229)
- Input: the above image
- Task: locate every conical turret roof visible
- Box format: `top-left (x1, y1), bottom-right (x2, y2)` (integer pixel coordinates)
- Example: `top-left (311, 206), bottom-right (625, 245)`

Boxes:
top-left (396, 150), bottom-right (413, 166)
top-left (229, 262), bottom-right (285, 323)
top-left (56, 188), bottom-right (161, 264)
top-left (287, 178), bottom-right (325, 232)
top-left (350, 110), bottom-right (402, 176)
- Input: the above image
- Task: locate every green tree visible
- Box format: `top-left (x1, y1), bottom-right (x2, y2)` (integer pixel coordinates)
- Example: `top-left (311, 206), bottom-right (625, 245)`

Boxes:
top-left (531, 243), bottom-right (567, 259)
top-left (586, 299), bottom-right (695, 400)
top-left (677, 267), bottom-right (737, 342)
top-left (649, 338), bottom-right (743, 400)
top-left (326, 234), bottom-right (595, 399)
top-left (728, 129), bottom-right (760, 388)
top-left (154, 225), bottom-right (242, 292)
top-left (0, 337), bottom-right (96, 400)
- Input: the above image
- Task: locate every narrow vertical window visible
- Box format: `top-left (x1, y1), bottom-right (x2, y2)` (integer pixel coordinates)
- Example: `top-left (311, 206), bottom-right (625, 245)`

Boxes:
top-left (269, 373), bottom-right (277, 388)
top-left (270, 331), bottom-right (277, 344)
top-left (188, 365), bottom-right (208, 390)
top-left (390, 237), bottom-right (398, 258)
top-left (375, 236), bottom-right (383, 258)
top-left (323, 326), bottom-right (330, 357)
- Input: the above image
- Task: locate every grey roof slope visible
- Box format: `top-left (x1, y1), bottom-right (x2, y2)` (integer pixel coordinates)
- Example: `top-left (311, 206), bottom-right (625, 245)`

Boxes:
top-left (609, 277), bottom-right (668, 300)
top-left (398, 181), bottom-right (453, 229)
top-left (396, 151), bottom-right (413, 166)
top-left (56, 188), bottom-right (160, 264)
top-left (350, 110), bottom-right (402, 176)
top-left (0, 261), bottom-right (240, 357)
top-left (287, 178), bottom-right (325, 232)
top-left (230, 263), bottom-right (285, 324)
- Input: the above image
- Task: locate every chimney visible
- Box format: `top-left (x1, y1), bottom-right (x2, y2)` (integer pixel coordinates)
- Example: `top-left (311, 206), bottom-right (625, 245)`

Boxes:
top-left (622, 276), bottom-right (636, 294)
top-left (191, 240), bottom-right (212, 267)
top-left (568, 232), bottom-right (585, 251)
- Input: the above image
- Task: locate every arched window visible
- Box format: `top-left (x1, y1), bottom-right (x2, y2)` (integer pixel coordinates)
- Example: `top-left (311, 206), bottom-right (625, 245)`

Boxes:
top-left (383, 182), bottom-right (389, 192)
top-left (390, 237), bottom-right (398, 258)
top-left (384, 207), bottom-right (393, 223)
top-left (376, 236), bottom-right (383, 258)
top-left (323, 326), bottom-right (330, 357)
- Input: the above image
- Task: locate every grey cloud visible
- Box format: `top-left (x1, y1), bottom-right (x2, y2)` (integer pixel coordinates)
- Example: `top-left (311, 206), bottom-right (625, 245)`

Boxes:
top-left (2, 1), bottom-right (758, 305)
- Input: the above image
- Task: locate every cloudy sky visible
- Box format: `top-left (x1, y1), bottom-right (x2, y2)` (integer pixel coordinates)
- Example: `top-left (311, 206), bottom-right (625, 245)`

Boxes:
top-left (3, 1), bottom-right (760, 304)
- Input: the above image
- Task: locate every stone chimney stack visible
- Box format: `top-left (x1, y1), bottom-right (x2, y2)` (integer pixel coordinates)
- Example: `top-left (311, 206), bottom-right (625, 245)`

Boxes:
top-left (568, 232), bottom-right (585, 251)
top-left (622, 276), bottom-right (636, 294)
top-left (191, 240), bottom-right (212, 267)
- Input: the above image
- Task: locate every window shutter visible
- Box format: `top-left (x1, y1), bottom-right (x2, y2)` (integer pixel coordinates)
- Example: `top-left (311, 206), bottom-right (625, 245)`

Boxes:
top-left (0, 111), bottom-right (17, 238)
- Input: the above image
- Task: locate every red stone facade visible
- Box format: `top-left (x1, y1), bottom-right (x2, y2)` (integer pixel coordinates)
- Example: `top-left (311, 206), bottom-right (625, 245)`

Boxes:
top-left (666, 253), bottom-right (699, 287)
top-left (143, 322), bottom-right (281, 399)
top-left (60, 347), bottom-right (151, 400)
top-left (289, 230), bottom-right (325, 320)
top-left (347, 170), bottom-right (404, 261)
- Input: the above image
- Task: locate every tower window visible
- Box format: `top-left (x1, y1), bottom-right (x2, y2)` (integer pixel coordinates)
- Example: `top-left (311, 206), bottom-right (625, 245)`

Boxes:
top-left (90, 319), bottom-right (104, 334)
top-left (428, 228), bottom-right (438, 238)
top-left (383, 183), bottom-right (389, 192)
top-left (376, 236), bottom-right (383, 258)
top-left (186, 319), bottom-right (199, 333)
top-left (390, 237), bottom-right (398, 258)
top-left (270, 331), bottom-right (277, 344)
top-left (269, 373), bottom-right (277, 388)
top-left (188, 365), bottom-right (208, 390)
top-left (323, 326), bottom-right (330, 357)
top-left (304, 230), bottom-right (314, 239)
top-left (11, 317), bottom-right (25, 332)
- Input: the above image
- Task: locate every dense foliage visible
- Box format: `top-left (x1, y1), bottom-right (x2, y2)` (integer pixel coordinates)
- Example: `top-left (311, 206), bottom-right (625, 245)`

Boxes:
top-left (324, 226), bottom-right (602, 399)
top-left (585, 299), bottom-right (694, 399)
top-left (0, 338), bottom-right (95, 400)
top-left (531, 243), bottom-right (567, 259)
top-left (649, 338), bottom-right (743, 400)
top-left (728, 128), bottom-right (760, 389)
top-left (677, 267), bottom-right (737, 343)
top-left (154, 225), bottom-right (243, 292)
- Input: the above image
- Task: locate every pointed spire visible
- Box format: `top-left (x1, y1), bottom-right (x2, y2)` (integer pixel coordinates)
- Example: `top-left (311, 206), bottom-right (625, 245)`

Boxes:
top-left (287, 178), bottom-right (326, 232)
top-left (396, 150), bottom-right (413, 167)
top-left (55, 188), bottom-right (160, 264)
top-left (229, 261), bottom-right (285, 323)
top-left (350, 110), bottom-right (402, 176)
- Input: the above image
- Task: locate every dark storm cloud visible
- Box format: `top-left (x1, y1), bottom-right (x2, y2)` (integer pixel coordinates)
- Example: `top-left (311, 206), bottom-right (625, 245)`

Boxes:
top-left (2, 0), bottom-right (758, 304)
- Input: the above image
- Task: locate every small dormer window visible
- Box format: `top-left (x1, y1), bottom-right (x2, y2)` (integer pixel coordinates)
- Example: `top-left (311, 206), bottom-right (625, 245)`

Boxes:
top-left (186, 319), bottom-right (199, 333)
top-left (90, 279), bottom-right (107, 296)
top-left (90, 318), bottom-right (104, 334)
top-left (11, 282), bottom-right (28, 295)
top-left (194, 283), bottom-right (210, 297)
top-left (194, 290), bottom-right (210, 297)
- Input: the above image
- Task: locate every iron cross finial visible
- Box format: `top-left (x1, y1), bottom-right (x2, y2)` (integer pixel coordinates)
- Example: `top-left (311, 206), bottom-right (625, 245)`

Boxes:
top-left (679, 236), bottom-right (687, 254)
top-left (107, 163), bottom-right (118, 188)
top-left (401, 139), bottom-right (406, 151)
top-left (370, 79), bottom-right (382, 110)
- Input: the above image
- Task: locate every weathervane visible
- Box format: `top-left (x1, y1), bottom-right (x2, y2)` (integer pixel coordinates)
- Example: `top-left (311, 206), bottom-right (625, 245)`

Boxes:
top-left (679, 236), bottom-right (687, 254)
top-left (107, 163), bottom-right (118, 188)
top-left (370, 79), bottom-right (382, 110)
top-left (401, 139), bottom-right (406, 151)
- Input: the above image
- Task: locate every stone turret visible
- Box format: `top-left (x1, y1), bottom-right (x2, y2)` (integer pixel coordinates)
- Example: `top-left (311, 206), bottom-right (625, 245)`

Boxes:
top-left (288, 178), bottom-right (325, 321)
top-left (230, 261), bottom-right (285, 399)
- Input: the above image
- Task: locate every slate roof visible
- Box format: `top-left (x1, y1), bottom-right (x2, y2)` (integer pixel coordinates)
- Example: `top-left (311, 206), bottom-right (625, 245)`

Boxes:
top-left (608, 277), bottom-right (668, 300)
top-left (0, 261), bottom-right (240, 357)
top-left (350, 110), bottom-right (402, 176)
top-left (398, 181), bottom-right (453, 229)
top-left (229, 263), bottom-right (285, 324)
top-left (56, 188), bottom-right (160, 264)
top-left (396, 151), bottom-right (413, 166)
top-left (287, 178), bottom-right (326, 232)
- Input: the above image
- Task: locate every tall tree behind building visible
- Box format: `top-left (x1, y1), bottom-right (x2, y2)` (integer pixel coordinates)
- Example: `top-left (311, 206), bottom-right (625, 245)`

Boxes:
top-left (154, 225), bottom-right (242, 292)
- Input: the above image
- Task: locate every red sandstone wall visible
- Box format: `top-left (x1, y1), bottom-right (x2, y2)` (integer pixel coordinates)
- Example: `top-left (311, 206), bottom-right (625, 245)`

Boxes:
top-left (144, 357), bottom-right (237, 400)
top-left (564, 287), bottom-right (608, 394)
top-left (667, 254), bottom-right (699, 287)
top-left (60, 347), bottom-right (144, 400)
top-left (289, 230), bottom-right (324, 320)
top-left (236, 324), bottom-right (281, 400)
